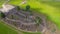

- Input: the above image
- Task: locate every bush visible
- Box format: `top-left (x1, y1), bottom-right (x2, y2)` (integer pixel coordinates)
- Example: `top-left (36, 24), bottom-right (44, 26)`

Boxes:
top-left (16, 6), bottom-right (20, 11)
top-left (26, 5), bottom-right (30, 11)
top-left (0, 12), bottom-right (5, 18)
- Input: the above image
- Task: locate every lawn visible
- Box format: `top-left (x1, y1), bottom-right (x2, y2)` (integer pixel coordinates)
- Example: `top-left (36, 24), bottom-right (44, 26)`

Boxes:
top-left (40, 1), bottom-right (60, 8)
top-left (0, 21), bottom-right (18, 34)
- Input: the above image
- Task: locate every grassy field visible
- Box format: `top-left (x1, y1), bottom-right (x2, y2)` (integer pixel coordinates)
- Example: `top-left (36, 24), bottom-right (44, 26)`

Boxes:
top-left (0, 0), bottom-right (60, 34)
top-left (41, 1), bottom-right (60, 8)
top-left (0, 21), bottom-right (18, 34)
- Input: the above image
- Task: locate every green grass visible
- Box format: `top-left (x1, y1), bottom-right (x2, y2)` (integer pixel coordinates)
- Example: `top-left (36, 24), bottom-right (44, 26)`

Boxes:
top-left (0, 21), bottom-right (18, 34)
top-left (41, 1), bottom-right (60, 8)
top-left (0, 0), bottom-right (5, 8)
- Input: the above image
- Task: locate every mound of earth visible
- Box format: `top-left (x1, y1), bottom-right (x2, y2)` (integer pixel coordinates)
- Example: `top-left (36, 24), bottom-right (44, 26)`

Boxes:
top-left (1, 4), bottom-right (60, 34)
top-left (0, 4), bottom-right (47, 32)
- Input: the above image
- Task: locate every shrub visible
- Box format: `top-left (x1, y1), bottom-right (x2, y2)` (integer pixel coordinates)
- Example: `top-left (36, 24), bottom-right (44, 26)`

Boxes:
top-left (0, 12), bottom-right (5, 18)
top-left (16, 6), bottom-right (20, 11)
top-left (26, 5), bottom-right (30, 11)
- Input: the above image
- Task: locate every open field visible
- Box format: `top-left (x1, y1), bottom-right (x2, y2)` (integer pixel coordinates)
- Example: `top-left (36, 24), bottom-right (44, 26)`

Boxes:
top-left (0, 21), bottom-right (18, 34)
top-left (40, 1), bottom-right (60, 8)
top-left (0, 0), bottom-right (60, 34)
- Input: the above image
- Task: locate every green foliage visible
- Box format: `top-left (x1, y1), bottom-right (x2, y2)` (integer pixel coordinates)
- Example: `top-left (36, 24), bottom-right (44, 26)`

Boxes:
top-left (16, 6), bottom-right (20, 11)
top-left (0, 12), bottom-right (5, 18)
top-left (26, 5), bottom-right (30, 11)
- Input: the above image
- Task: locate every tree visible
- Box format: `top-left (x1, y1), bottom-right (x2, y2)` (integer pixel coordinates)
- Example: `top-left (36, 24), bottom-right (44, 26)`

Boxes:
top-left (16, 6), bottom-right (20, 11)
top-left (0, 12), bottom-right (5, 18)
top-left (26, 5), bottom-right (30, 11)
